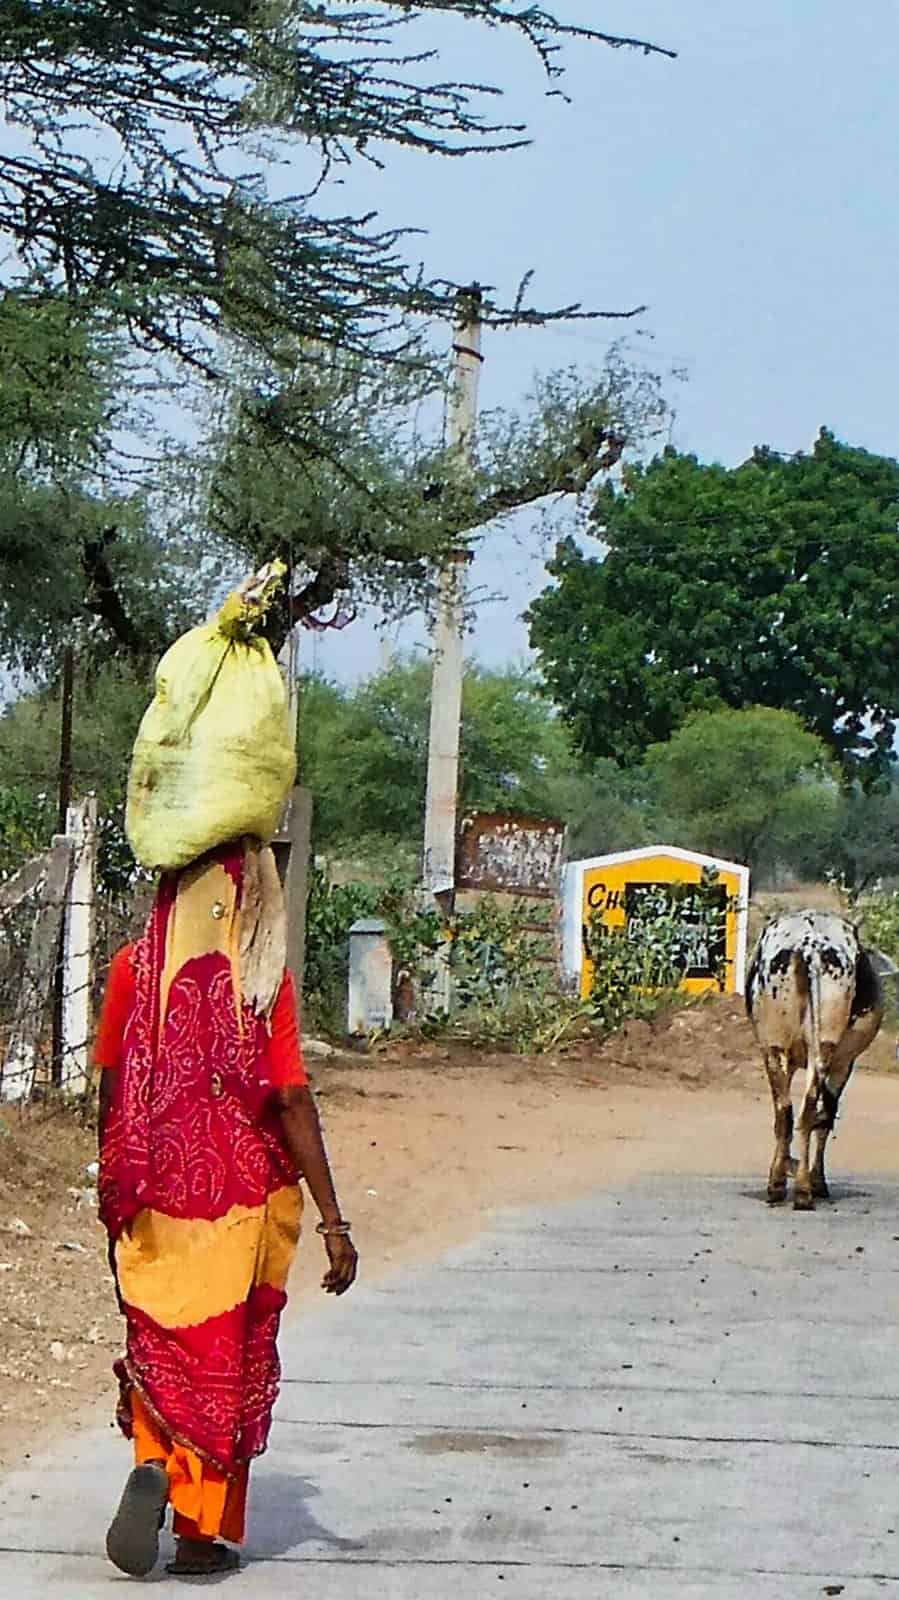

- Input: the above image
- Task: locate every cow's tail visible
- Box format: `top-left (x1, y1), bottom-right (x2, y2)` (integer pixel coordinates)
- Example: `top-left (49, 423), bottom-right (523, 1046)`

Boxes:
top-left (793, 947), bottom-right (825, 1084)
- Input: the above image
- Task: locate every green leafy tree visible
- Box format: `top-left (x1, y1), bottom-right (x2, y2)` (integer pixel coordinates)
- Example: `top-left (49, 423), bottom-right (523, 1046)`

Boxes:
top-left (528, 431), bottom-right (899, 783)
top-left (299, 659), bottom-right (577, 853)
top-left (546, 759), bottom-right (667, 861)
top-left (0, 786), bottom-right (56, 882)
top-left (825, 784), bottom-right (899, 898)
top-left (0, 664), bottom-right (147, 801)
top-left (0, 4), bottom-right (670, 372)
top-left (0, 661), bottom-right (151, 891)
top-left (643, 706), bottom-right (840, 874)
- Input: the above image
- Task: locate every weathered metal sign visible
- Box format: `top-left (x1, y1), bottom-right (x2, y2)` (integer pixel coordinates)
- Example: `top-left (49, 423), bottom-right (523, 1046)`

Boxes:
top-left (456, 812), bottom-right (566, 899)
top-left (561, 846), bottom-right (751, 998)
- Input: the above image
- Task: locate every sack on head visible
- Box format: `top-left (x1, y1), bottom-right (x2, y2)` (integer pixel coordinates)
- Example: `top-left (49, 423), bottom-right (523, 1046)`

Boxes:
top-left (126, 563), bottom-right (297, 872)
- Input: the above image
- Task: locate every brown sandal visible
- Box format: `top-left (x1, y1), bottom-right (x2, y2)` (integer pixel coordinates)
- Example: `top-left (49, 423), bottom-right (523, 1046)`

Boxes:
top-left (106, 1462), bottom-right (169, 1576)
top-left (165, 1540), bottom-right (240, 1577)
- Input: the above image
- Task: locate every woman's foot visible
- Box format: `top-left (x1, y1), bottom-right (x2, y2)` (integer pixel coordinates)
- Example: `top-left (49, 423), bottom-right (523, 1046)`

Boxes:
top-left (106, 1461), bottom-right (169, 1576)
top-left (165, 1538), bottom-right (241, 1576)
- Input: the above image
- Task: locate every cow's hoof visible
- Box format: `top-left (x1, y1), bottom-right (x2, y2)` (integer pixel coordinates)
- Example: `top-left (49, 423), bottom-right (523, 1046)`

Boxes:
top-left (766, 1185), bottom-right (787, 1206)
top-left (793, 1189), bottom-right (816, 1212)
top-left (811, 1177), bottom-right (830, 1201)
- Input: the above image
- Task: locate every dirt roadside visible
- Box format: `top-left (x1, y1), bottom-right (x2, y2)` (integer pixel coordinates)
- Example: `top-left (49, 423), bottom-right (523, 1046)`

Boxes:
top-left (2, 996), bottom-right (898, 1474)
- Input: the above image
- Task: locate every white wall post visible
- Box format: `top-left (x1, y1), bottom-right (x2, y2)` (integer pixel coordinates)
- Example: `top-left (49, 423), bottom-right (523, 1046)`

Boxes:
top-left (60, 796), bottom-right (97, 1096)
top-left (0, 839), bottom-right (73, 1102)
top-left (348, 918), bottom-right (394, 1037)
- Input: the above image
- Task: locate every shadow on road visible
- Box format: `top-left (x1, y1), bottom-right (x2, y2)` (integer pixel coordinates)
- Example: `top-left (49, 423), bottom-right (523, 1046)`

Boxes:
top-left (738, 1181), bottom-right (876, 1207)
top-left (244, 1470), bottom-right (364, 1562)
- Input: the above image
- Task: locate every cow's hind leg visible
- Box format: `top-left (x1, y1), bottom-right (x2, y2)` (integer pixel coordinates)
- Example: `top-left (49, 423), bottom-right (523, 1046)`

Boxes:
top-left (812, 1059), bottom-right (855, 1200)
top-left (811, 995), bottom-right (882, 1200)
top-left (764, 1047), bottom-right (794, 1205)
top-left (795, 1042), bottom-right (837, 1211)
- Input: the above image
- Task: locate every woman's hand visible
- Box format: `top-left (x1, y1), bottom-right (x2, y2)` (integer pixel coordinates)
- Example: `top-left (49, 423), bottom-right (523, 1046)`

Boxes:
top-left (277, 1085), bottom-right (356, 1297)
top-left (322, 1231), bottom-right (358, 1296)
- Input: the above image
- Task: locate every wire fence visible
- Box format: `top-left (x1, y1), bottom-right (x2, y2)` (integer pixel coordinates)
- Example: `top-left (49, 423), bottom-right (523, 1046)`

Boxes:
top-left (0, 787), bottom-right (310, 1104)
top-left (0, 818), bottom-right (149, 1105)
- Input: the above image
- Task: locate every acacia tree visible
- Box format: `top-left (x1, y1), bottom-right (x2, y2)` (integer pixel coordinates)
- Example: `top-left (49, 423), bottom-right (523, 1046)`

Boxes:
top-left (826, 784), bottom-right (899, 899)
top-left (0, 291), bottom-right (207, 677)
top-left (528, 430), bottom-right (899, 784)
top-left (0, 279), bottom-right (671, 670)
top-left (0, 4), bottom-right (672, 371)
top-left (205, 345), bottom-right (671, 639)
top-left (0, 5), bottom-right (673, 651)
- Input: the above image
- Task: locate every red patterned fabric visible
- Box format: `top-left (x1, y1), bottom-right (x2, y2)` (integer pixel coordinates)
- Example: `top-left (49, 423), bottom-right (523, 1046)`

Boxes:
top-left (99, 845), bottom-right (300, 1474)
top-left (95, 948), bottom-right (307, 1091)
top-left (116, 1284), bottom-right (288, 1468)
top-left (100, 858), bottom-right (298, 1237)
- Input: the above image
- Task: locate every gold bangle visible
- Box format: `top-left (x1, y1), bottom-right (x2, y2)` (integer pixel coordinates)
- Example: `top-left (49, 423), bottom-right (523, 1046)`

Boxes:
top-left (316, 1220), bottom-right (352, 1237)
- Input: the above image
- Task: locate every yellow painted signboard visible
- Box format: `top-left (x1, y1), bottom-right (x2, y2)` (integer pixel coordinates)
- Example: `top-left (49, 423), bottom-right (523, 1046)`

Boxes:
top-left (561, 847), bottom-right (750, 1001)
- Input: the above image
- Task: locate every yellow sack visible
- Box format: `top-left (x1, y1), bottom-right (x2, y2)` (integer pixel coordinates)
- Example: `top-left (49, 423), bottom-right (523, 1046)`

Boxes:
top-left (126, 563), bottom-right (297, 872)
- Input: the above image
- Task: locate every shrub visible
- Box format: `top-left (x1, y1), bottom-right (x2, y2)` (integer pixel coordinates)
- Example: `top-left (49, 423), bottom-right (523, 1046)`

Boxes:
top-left (449, 897), bottom-right (549, 1008)
top-left (303, 870), bottom-right (381, 1035)
top-left (306, 871), bottom-right (721, 1053)
top-left (586, 915), bottom-right (682, 1036)
top-left (303, 869), bottom-right (444, 1035)
top-left (861, 891), bottom-right (899, 966)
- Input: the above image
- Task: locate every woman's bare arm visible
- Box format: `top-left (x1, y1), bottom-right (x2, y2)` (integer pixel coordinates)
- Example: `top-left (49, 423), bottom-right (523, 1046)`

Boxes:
top-left (277, 1085), bottom-right (358, 1296)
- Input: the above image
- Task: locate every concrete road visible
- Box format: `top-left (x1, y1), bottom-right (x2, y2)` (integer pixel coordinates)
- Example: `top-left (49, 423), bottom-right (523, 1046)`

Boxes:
top-left (2, 1174), bottom-right (899, 1597)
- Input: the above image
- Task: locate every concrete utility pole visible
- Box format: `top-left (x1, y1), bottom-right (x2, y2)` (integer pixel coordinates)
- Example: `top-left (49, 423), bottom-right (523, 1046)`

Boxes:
top-left (52, 642), bottom-right (75, 1085)
top-left (422, 288), bottom-right (483, 996)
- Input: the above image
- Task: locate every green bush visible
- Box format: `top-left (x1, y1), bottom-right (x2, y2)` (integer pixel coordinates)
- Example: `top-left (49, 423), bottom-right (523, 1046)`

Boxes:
top-left (303, 870), bottom-right (380, 1035)
top-left (449, 897), bottom-right (548, 1007)
top-left (586, 917), bottom-right (682, 1035)
top-left (303, 869), bottom-right (445, 1035)
top-left (861, 892), bottom-right (899, 965)
top-left (440, 990), bottom-right (586, 1055)
top-left (306, 871), bottom-right (724, 1053)
top-left (0, 785), bottom-right (55, 880)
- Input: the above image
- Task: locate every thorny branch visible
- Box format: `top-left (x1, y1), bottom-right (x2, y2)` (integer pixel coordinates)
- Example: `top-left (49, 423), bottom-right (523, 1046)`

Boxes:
top-left (0, 4), bottom-right (673, 369)
top-left (80, 528), bottom-right (156, 658)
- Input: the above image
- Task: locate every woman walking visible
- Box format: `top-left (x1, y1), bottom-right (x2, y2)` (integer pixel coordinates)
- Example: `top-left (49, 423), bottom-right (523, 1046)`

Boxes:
top-left (97, 839), bottom-right (357, 1578)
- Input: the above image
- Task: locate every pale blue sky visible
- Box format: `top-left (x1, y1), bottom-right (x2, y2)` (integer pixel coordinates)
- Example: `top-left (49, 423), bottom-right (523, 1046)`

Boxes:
top-left (300, 1), bottom-right (899, 681)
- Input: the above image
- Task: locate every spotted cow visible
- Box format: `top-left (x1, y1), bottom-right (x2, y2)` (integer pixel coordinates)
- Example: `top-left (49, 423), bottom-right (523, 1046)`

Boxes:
top-left (745, 911), bottom-right (883, 1210)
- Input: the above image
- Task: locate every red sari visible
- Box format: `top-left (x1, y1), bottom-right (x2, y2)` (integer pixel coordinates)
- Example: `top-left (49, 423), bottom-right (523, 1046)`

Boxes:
top-left (98, 845), bottom-right (306, 1536)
